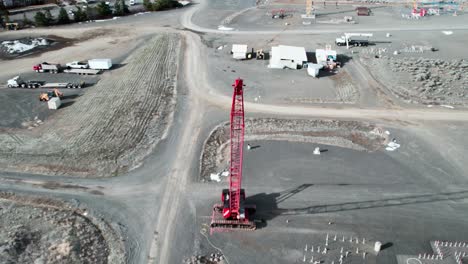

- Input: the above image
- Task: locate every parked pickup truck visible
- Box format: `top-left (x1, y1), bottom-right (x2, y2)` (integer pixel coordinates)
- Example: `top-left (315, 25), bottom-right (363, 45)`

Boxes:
top-left (7, 76), bottom-right (84, 89)
top-left (66, 61), bottom-right (89, 69)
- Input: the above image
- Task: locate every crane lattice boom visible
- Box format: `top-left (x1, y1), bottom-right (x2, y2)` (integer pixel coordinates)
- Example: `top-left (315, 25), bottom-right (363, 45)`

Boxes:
top-left (210, 78), bottom-right (256, 233)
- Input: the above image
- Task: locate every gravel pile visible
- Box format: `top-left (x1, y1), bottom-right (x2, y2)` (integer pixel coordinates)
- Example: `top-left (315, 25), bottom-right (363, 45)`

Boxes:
top-left (200, 118), bottom-right (387, 181)
top-left (367, 57), bottom-right (468, 105)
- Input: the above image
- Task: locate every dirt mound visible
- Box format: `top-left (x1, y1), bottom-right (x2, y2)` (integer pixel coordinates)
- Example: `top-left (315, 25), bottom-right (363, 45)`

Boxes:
top-left (0, 193), bottom-right (124, 264)
top-left (200, 118), bottom-right (387, 181)
top-left (0, 33), bottom-right (181, 177)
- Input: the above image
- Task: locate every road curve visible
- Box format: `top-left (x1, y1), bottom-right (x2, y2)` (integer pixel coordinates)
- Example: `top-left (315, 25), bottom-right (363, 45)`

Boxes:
top-left (181, 0), bottom-right (468, 35)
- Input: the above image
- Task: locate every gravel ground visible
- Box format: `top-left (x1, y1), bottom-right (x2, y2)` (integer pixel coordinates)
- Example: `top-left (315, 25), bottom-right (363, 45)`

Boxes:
top-left (0, 33), bottom-right (181, 177)
top-left (0, 89), bottom-right (84, 129)
top-left (0, 192), bottom-right (123, 264)
top-left (200, 118), bottom-right (388, 181)
top-left (362, 56), bottom-right (468, 106)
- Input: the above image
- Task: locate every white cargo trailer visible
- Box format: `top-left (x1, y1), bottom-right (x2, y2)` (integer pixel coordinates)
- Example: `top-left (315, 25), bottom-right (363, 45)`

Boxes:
top-left (88, 59), bottom-right (112, 70)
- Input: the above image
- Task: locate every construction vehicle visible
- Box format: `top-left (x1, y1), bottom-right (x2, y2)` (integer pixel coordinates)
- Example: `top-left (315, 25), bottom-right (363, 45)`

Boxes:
top-left (5, 23), bottom-right (19, 31)
top-left (33, 62), bottom-right (61, 73)
top-left (7, 76), bottom-right (84, 89)
top-left (356, 6), bottom-right (371, 16)
top-left (39, 89), bottom-right (64, 102)
top-left (271, 9), bottom-right (294, 19)
top-left (335, 33), bottom-right (373, 48)
top-left (256, 49), bottom-right (265, 60)
top-left (210, 78), bottom-right (256, 233)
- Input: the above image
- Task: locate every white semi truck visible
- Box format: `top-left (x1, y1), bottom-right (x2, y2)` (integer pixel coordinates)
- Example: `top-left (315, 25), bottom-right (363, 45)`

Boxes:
top-left (335, 33), bottom-right (373, 48)
top-left (7, 76), bottom-right (84, 89)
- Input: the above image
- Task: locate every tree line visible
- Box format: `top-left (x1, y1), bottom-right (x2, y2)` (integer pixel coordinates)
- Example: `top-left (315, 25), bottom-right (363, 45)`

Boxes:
top-left (1, 0), bottom-right (183, 28)
top-left (32, 1), bottom-right (130, 27)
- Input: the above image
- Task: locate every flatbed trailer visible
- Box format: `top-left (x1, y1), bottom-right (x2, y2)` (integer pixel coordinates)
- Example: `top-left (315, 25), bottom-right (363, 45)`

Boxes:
top-left (63, 68), bottom-right (101, 75)
top-left (41, 82), bottom-right (83, 89)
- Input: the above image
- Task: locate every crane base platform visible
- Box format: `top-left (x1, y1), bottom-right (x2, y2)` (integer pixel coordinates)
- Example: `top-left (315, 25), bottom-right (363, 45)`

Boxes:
top-left (210, 204), bottom-right (256, 234)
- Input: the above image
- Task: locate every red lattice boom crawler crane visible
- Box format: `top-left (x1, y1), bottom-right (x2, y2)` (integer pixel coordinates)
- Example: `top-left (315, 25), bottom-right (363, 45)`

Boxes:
top-left (210, 78), bottom-right (256, 233)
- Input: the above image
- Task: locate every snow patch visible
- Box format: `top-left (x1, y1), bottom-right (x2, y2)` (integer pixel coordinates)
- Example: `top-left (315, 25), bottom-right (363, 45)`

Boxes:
top-left (210, 173), bottom-right (221, 182)
top-left (440, 105), bottom-right (454, 109)
top-left (1, 38), bottom-right (49, 54)
top-left (94, 17), bottom-right (120, 23)
top-left (385, 141), bottom-right (401, 151)
top-left (134, 12), bottom-right (150, 16)
top-left (442, 31), bottom-right (453, 35)
top-left (218, 25), bottom-right (234, 31)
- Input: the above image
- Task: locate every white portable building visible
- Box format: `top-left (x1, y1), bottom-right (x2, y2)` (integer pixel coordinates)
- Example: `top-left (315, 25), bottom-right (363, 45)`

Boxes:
top-left (268, 45), bottom-right (308, 69)
top-left (232, 44), bottom-right (248, 60)
top-left (306, 63), bottom-right (324, 78)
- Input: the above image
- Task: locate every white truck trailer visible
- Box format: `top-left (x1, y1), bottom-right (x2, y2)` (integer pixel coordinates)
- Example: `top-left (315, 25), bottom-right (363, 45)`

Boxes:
top-left (88, 59), bottom-right (112, 70)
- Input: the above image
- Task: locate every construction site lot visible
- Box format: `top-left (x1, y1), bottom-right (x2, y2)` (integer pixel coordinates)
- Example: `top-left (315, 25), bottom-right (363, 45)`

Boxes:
top-left (0, 33), bottom-right (181, 177)
top-left (0, 192), bottom-right (124, 264)
top-left (0, 88), bottom-right (84, 129)
top-left (178, 118), bottom-right (468, 264)
top-left (202, 22), bottom-right (468, 107)
top-left (192, 0), bottom-right (467, 31)
top-left (203, 33), bottom-right (360, 106)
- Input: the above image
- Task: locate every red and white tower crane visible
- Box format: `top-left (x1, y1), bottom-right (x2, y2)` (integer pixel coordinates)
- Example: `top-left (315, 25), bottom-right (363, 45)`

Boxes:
top-left (210, 78), bottom-right (256, 232)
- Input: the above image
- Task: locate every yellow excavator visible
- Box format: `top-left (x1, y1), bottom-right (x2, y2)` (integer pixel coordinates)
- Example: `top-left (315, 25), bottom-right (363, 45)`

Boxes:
top-left (39, 89), bottom-right (64, 102)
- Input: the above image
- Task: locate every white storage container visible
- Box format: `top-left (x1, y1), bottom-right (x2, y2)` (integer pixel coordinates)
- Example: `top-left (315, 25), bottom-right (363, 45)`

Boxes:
top-left (48, 97), bottom-right (61, 110)
top-left (88, 59), bottom-right (113, 70)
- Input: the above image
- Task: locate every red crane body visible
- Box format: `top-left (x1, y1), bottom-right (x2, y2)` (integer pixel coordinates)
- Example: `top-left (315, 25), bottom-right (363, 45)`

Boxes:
top-left (224, 78), bottom-right (245, 220)
top-left (210, 78), bottom-right (256, 232)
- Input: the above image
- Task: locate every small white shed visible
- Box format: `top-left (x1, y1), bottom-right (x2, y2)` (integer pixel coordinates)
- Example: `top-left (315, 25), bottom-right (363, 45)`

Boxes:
top-left (232, 44), bottom-right (248, 60)
top-left (268, 45), bottom-right (308, 69)
top-left (48, 97), bottom-right (61, 110)
top-left (306, 63), bottom-right (324, 78)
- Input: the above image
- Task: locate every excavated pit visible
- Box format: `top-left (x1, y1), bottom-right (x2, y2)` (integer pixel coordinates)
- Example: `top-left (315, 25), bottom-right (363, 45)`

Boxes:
top-left (199, 118), bottom-right (388, 182)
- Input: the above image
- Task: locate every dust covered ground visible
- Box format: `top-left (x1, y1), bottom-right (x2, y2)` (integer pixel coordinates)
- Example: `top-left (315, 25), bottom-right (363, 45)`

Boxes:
top-left (0, 192), bottom-right (124, 264)
top-left (363, 56), bottom-right (468, 106)
top-left (200, 118), bottom-right (388, 181)
top-left (0, 33), bottom-right (181, 177)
